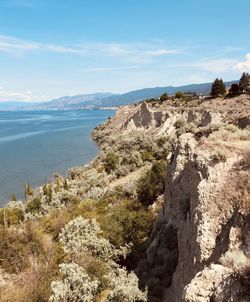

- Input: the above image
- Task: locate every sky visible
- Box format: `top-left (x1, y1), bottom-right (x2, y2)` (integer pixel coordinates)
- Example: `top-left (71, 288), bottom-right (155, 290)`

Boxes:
top-left (0, 0), bottom-right (250, 102)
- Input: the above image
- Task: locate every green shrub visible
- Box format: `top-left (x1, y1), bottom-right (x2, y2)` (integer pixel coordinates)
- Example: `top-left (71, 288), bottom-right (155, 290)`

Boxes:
top-left (26, 197), bottom-right (42, 213)
top-left (141, 151), bottom-right (155, 162)
top-left (174, 118), bottom-right (186, 129)
top-left (212, 148), bottom-right (227, 162)
top-left (0, 208), bottom-right (24, 226)
top-left (24, 183), bottom-right (33, 200)
top-left (104, 152), bottom-right (119, 173)
top-left (157, 136), bottom-right (169, 147)
top-left (0, 222), bottom-right (56, 274)
top-left (63, 179), bottom-right (69, 190)
top-left (159, 93), bottom-right (168, 102)
top-left (174, 91), bottom-right (184, 99)
top-left (137, 160), bottom-right (167, 206)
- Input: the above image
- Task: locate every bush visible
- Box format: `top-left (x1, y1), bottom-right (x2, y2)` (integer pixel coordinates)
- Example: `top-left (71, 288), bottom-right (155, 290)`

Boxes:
top-left (174, 118), bottom-right (186, 129)
top-left (104, 152), bottom-right (119, 173)
top-left (26, 197), bottom-right (42, 213)
top-left (212, 148), bottom-right (227, 163)
top-left (157, 136), bottom-right (169, 147)
top-left (0, 222), bottom-right (56, 274)
top-left (49, 262), bottom-right (99, 302)
top-left (106, 267), bottom-right (147, 302)
top-left (175, 91), bottom-right (184, 99)
top-left (98, 199), bottom-right (154, 268)
top-left (159, 93), bottom-right (168, 102)
top-left (59, 216), bottom-right (129, 263)
top-left (24, 183), bottom-right (33, 200)
top-left (137, 160), bottom-right (167, 206)
top-left (0, 208), bottom-right (24, 226)
top-left (141, 151), bottom-right (155, 162)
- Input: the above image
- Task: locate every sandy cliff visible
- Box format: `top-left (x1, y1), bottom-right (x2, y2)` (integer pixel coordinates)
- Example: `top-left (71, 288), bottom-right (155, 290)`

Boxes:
top-left (96, 95), bottom-right (250, 301)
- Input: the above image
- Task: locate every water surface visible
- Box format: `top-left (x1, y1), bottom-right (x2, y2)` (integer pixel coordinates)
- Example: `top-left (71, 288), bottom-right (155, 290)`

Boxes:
top-left (0, 110), bottom-right (114, 206)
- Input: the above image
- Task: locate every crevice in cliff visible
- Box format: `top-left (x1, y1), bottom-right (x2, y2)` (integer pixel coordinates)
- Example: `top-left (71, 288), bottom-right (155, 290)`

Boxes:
top-left (135, 220), bottom-right (179, 302)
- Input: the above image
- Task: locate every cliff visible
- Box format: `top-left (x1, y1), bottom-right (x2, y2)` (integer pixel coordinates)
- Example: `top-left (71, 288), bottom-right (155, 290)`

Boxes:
top-left (95, 95), bottom-right (250, 301)
top-left (0, 94), bottom-right (249, 301)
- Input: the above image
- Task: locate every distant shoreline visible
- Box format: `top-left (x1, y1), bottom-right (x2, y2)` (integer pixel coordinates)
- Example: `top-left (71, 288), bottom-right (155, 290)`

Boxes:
top-left (0, 107), bottom-right (118, 112)
top-left (0, 109), bottom-right (115, 206)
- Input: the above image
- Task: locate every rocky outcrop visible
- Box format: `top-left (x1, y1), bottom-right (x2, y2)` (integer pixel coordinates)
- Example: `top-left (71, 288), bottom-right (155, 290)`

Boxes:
top-left (119, 97), bottom-right (250, 302)
top-left (94, 96), bottom-right (250, 141)
top-left (163, 134), bottom-right (249, 300)
top-left (137, 132), bottom-right (250, 302)
top-left (93, 95), bottom-right (250, 302)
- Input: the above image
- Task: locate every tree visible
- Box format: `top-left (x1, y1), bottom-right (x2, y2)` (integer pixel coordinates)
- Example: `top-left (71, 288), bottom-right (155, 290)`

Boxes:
top-left (137, 160), bottom-right (166, 206)
top-left (11, 193), bottom-right (17, 201)
top-left (160, 92), bottom-right (169, 102)
top-left (175, 91), bottom-right (184, 99)
top-left (24, 183), bottom-right (33, 201)
top-left (239, 72), bottom-right (250, 93)
top-left (63, 179), bottom-right (69, 190)
top-left (211, 78), bottom-right (226, 97)
top-left (228, 83), bottom-right (240, 97)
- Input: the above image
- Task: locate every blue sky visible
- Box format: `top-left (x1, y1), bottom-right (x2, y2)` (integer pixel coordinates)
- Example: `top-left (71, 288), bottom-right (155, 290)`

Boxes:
top-left (0, 0), bottom-right (250, 102)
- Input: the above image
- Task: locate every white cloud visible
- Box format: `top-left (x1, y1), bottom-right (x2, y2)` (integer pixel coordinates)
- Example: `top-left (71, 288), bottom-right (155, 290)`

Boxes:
top-left (82, 65), bottom-right (140, 73)
top-left (233, 53), bottom-right (250, 72)
top-left (219, 46), bottom-right (243, 53)
top-left (0, 34), bottom-right (179, 63)
top-left (46, 44), bottom-right (89, 56)
top-left (0, 35), bottom-right (39, 55)
top-left (145, 49), bottom-right (179, 56)
top-left (173, 58), bottom-right (238, 73)
top-left (0, 86), bottom-right (50, 102)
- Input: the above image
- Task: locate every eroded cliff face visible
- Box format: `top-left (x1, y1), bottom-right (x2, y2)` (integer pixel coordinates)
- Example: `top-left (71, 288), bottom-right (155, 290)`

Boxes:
top-left (161, 134), bottom-right (249, 302)
top-left (94, 95), bottom-right (249, 140)
top-left (98, 96), bottom-right (250, 302)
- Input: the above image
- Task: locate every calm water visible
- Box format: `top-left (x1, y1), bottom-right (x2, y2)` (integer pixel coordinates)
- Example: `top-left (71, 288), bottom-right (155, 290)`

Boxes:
top-left (0, 110), bottom-right (114, 206)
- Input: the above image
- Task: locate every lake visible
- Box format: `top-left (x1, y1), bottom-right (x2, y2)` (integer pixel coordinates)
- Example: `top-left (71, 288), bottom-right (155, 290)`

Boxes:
top-left (0, 109), bottom-right (114, 206)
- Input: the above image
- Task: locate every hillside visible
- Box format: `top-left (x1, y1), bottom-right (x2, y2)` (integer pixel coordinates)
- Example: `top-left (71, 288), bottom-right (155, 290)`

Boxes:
top-left (99, 81), bottom-right (237, 107)
top-left (0, 81), bottom-right (237, 110)
top-left (0, 93), bottom-right (249, 301)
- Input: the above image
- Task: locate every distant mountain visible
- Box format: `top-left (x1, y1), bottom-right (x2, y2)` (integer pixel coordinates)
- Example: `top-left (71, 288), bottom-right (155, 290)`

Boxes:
top-left (0, 81), bottom-right (238, 110)
top-left (99, 81), bottom-right (238, 107)
top-left (35, 93), bottom-right (114, 109)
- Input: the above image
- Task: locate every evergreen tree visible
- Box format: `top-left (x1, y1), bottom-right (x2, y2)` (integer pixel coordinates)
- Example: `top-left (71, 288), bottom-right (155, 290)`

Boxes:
top-left (11, 193), bottom-right (17, 201)
top-left (228, 83), bottom-right (240, 97)
top-left (47, 184), bottom-right (53, 202)
top-left (160, 92), bottom-right (169, 102)
top-left (63, 179), bottom-right (69, 190)
top-left (211, 78), bottom-right (226, 97)
top-left (239, 72), bottom-right (250, 93)
top-left (24, 183), bottom-right (33, 201)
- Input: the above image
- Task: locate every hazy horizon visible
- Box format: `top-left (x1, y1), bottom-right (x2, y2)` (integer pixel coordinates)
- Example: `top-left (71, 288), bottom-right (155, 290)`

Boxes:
top-left (1, 0), bottom-right (250, 103)
top-left (0, 79), bottom-right (239, 104)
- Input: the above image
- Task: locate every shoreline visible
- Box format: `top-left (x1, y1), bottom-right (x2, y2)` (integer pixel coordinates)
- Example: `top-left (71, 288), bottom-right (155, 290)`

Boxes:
top-left (0, 109), bottom-right (115, 207)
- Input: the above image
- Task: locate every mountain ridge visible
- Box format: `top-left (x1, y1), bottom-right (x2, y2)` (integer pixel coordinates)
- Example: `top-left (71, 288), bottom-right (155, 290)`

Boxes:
top-left (0, 80), bottom-right (238, 110)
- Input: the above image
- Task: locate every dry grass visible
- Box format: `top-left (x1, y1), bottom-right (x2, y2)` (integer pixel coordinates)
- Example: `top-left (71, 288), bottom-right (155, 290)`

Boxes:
top-left (209, 126), bottom-right (250, 142)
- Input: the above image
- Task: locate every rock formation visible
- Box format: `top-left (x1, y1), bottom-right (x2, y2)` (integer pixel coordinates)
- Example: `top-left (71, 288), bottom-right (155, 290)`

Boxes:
top-left (96, 95), bottom-right (250, 301)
